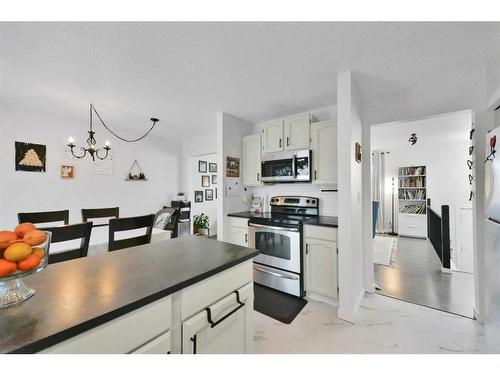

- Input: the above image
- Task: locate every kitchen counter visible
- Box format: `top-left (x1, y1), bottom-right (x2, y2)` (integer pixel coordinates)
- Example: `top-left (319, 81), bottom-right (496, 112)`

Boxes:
top-left (228, 211), bottom-right (338, 228)
top-left (0, 236), bottom-right (258, 354)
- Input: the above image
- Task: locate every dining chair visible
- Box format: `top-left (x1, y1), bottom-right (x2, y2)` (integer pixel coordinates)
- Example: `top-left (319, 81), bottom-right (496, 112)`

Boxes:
top-left (81, 207), bottom-right (119, 227)
top-left (108, 214), bottom-right (155, 252)
top-left (18, 209), bottom-right (69, 226)
top-left (45, 222), bottom-right (93, 264)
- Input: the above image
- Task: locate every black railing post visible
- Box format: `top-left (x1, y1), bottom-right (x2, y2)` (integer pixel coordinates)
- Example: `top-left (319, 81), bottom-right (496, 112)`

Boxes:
top-left (441, 205), bottom-right (450, 269)
top-left (427, 198), bottom-right (431, 238)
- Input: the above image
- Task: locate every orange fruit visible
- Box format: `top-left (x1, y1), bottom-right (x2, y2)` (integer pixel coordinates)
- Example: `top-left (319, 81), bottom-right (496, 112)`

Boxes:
top-left (32, 247), bottom-right (46, 259)
top-left (17, 254), bottom-right (41, 272)
top-left (4, 242), bottom-right (32, 262)
top-left (15, 223), bottom-right (37, 239)
top-left (0, 231), bottom-right (18, 249)
top-left (23, 230), bottom-right (47, 246)
top-left (0, 258), bottom-right (17, 277)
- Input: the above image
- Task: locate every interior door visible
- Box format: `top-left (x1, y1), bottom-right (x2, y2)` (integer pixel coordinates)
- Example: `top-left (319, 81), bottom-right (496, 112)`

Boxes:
top-left (284, 114), bottom-right (311, 150)
top-left (182, 284), bottom-right (253, 354)
top-left (262, 120), bottom-right (284, 153)
top-left (311, 120), bottom-right (337, 185)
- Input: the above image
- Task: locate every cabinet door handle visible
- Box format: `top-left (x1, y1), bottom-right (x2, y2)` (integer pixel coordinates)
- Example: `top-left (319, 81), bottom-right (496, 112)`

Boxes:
top-left (257, 172), bottom-right (260, 181)
top-left (314, 170), bottom-right (317, 180)
top-left (279, 138), bottom-right (282, 148)
top-left (287, 137), bottom-right (290, 147)
top-left (245, 233), bottom-right (248, 243)
top-left (190, 335), bottom-right (197, 354)
top-left (306, 243), bottom-right (309, 254)
top-left (205, 290), bottom-right (245, 328)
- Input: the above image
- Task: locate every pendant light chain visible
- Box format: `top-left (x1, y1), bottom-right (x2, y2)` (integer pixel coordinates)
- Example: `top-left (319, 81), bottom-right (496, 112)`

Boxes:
top-left (90, 104), bottom-right (159, 143)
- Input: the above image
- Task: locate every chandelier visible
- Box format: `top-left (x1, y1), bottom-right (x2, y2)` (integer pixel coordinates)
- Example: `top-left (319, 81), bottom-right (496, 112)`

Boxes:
top-left (67, 104), bottom-right (159, 161)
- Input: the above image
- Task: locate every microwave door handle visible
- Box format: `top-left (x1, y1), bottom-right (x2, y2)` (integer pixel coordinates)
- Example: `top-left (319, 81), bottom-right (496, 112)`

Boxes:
top-left (292, 154), bottom-right (297, 178)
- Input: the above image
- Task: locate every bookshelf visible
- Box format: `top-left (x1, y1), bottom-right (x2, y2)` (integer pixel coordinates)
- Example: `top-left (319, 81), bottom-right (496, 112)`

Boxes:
top-left (397, 165), bottom-right (427, 238)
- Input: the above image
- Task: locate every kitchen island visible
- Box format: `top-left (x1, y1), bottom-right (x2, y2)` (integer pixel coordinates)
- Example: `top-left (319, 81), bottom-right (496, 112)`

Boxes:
top-left (0, 236), bottom-right (258, 354)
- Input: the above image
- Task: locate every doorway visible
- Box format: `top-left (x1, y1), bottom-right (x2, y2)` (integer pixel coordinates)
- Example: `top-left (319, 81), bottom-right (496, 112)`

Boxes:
top-left (370, 110), bottom-right (475, 318)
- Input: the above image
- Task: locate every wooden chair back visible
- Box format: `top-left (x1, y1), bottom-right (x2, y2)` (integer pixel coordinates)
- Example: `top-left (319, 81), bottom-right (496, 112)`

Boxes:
top-left (108, 214), bottom-right (155, 251)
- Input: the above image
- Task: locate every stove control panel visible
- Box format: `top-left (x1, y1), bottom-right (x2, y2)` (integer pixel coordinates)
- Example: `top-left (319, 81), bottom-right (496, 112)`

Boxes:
top-left (270, 196), bottom-right (319, 209)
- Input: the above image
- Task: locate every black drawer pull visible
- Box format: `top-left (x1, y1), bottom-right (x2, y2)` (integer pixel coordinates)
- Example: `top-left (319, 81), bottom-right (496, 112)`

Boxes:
top-left (190, 335), bottom-right (197, 354)
top-left (205, 290), bottom-right (245, 328)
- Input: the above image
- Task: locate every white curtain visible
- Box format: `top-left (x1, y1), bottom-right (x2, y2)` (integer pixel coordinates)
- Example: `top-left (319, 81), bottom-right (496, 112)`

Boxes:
top-left (372, 151), bottom-right (386, 233)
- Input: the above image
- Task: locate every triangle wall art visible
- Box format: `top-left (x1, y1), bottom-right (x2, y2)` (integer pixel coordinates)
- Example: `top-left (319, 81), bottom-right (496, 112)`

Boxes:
top-left (15, 141), bottom-right (46, 172)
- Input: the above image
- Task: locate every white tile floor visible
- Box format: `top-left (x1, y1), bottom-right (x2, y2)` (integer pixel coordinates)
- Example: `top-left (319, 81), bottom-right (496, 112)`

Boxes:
top-left (254, 293), bottom-right (489, 353)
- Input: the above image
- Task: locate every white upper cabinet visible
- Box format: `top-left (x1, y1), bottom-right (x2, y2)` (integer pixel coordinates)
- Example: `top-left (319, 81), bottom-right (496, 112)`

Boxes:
top-left (284, 113), bottom-right (311, 150)
top-left (242, 134), bottom-right (262, 186)
top-left (311, 120), bottom-right (337, 185)
top-left (262, 119), bottom-right (284, 154)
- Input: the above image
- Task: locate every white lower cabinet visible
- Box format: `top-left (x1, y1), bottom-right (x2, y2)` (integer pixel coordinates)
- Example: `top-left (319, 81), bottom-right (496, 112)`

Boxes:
top-left (132, 330), bottom-right (171, 354)
top-left (304, 225), bottom-right (338, 303)
top-left (182, 283), bottom-right (253, 354)
top-left (398, 213), bottom-right (427, 238)
top-left (229, 217), bottom-right (249, 247)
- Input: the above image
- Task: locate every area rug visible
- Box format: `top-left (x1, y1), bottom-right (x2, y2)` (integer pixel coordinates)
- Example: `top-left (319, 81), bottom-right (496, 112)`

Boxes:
top-left (254, 283), bottom-right (307, 324)
top-left (373, 235), bottom-right (397, 266)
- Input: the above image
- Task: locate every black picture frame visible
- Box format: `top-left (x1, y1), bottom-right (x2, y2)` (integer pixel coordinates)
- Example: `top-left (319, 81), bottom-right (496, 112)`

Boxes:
top-left (209, 163), bottom-right (217, 173)
top-left (201, 175), bottom-right (210, 187)
top-left (198, 160), bottom-right (207, 173)
top-left (205, 189), bottom-right (214, 201)
top-left (211, 174), bottom-right (217, 184)
top-left (194, 190), bottom-right (204, 203)
top-left (15, 141), bottom-right (46, 172)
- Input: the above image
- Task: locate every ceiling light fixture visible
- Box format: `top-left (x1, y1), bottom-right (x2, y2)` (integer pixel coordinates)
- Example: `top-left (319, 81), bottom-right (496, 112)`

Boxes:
top-left (67, 104), bottom-right (159, 161)
top-left (408, 133), bottom-right (418, 145)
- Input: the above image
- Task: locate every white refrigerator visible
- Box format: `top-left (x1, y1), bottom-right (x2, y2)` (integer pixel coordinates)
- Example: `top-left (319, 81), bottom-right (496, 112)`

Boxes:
top-left (485, 127), bottom-right (500, 348)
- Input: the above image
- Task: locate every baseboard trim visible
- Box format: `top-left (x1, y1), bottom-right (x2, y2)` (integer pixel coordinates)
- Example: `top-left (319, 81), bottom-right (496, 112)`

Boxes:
top-left (441, 267), bottom-right (452, 274)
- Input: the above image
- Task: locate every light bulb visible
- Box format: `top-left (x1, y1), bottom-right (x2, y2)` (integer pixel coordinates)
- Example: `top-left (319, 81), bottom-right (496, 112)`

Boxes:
top-left (67, 136), bottom-right (75, 145)
top-left (105, 140), bottom-right (110, 147)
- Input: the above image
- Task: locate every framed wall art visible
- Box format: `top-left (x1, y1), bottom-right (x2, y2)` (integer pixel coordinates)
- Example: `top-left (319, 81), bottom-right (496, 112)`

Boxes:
top-left (209, 163), bottom-right (217, 173)
top-left (205, 189), bottom-right (214, 201)
top-left (194, 190), bottom-right (204, 203)
top-left (15, 141), bottom-right (46, 172)
top-left (198, 160), bottom-right (207, 173)
top-left (226, 156), bottom-right (240, 177)
top-left (211, 174), bottom-right (217, 184)
top-left (60, 165), bottom-right (75, 179)
top-left (201, 175), bottom-right (210, 187)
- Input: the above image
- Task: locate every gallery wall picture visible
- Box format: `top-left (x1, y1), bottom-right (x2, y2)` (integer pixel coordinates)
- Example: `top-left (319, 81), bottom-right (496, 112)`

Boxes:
top-left (205, 189), bottom-right (214, 201)
top-left (126, 160), bottom-right (147, 181)
top-left (201, 175), bottom-right (210, 187)
top-left (60, 165), bottom-right (75, 179)
top-left (211, 174), bottom-right (217, 184)
top-left (226, 156), bottom-right (240, 177)
top-left (194, 190), bottom-right (204, 203)
top-left (93, 150), bottom-right (114, 175)
top-left (198, 160), bottom-right (207, 173)
top-left (15, 142), bottom-right (46, 172)
top-left (209, 163), bottom-right (217, 173)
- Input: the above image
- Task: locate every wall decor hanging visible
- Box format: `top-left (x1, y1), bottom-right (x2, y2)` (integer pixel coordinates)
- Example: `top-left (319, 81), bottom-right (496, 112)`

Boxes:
top-left (209, 163), bottom-right (217, 173)
top-left (211, 174), bottom-right (217, 184)
top-left (66, 104), bottom-right (159, 161)
top-left (15, 142), bottom-right (46, 172)
top-left (226, 156), bottom-right (240, 177)
top-left (126, 160), bottom-right (147, 181)
top-left (201, 175), bottom-right (210, 187)
top-left (194, 190), bottom-right (204, 203)
top-left (198, 160), bottom-right (207, 173)
top-left (355, 142), bottom-right (362, 163)
top-left (60, 165), bottom-right (75, 179)
top-left (205, 189), bottom-right (214, 201)
top-left (93, 150), bottom-right (114, 175)
top-left (408, 133), bottom-right (418, 145)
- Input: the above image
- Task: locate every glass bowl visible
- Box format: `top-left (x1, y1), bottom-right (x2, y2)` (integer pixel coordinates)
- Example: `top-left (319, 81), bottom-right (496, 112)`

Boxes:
top-left (0, 231), bottom-right (51, 308)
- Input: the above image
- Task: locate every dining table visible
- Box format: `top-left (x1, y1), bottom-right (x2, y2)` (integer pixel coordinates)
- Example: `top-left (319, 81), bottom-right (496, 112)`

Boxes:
top-left (49, 226), bottom-right (172, 256)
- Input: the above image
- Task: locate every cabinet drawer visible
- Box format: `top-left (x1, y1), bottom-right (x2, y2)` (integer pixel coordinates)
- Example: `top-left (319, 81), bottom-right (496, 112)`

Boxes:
top-left (42, 296), bottom-right (172, 354)
top-left (304, 225), bottom-right (337, 241)
top-left (132, 330), bottom-right (171, 354)
top-left (181, 260), bottom-right (253, 320)
top-left (398, 214), bottom-right (427, 237)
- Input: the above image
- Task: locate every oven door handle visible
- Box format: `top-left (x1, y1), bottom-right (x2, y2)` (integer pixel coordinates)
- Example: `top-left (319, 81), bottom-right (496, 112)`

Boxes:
top-left (254, 265), bottom-right (300, 280)
top-left (248, 223), bottom-right (300, 232)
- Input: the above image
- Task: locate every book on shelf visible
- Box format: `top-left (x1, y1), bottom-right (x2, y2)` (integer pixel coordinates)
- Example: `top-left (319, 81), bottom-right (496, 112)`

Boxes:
top-left (399, 188), bottom-right (426, 200)
top-left (399, 166), bottom-right (426, 177)
top-left (399, 203), bottom-right (426, 214)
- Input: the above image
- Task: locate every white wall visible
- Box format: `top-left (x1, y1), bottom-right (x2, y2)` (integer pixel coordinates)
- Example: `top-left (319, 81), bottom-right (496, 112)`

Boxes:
top-left (337, 71), bottom-right (365, 322)
top-left (371, 111), bottom-right (473, 269)
top-left (0, 103), bottom-right (182, 229)
top-left (187, 153), bottom-right (218, 236)
top-left (216, 112), bottom-right (254, 241)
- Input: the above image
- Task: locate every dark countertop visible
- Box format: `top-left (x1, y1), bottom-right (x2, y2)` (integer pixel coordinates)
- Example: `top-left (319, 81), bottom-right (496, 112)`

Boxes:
top-left (228, 211), bottom-right (339, 228)
top-left (0, 236), bottom-right (258, 354)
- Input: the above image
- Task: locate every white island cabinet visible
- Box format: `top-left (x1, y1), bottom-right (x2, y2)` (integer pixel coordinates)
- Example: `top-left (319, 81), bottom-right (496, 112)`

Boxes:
top-left (41, 260), bottom-right (254, 354)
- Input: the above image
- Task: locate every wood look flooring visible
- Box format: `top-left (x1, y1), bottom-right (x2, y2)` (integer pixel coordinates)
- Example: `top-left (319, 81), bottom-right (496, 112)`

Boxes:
top-left (374, 235), bottom-right (475, 318)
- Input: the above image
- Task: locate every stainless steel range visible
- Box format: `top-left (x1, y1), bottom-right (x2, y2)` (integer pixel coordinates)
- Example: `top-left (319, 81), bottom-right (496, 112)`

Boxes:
top-left (248, 196), bottom-right (319, 297)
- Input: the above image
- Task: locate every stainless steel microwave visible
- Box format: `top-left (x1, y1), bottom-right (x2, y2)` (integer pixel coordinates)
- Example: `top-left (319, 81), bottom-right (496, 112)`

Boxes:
top-left (261, 149), bottom-right (311, 183)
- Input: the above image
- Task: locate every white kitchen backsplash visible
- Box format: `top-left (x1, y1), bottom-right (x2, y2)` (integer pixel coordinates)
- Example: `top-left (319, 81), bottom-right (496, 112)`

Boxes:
top-left (248, 184), bottom-right (338, 216)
